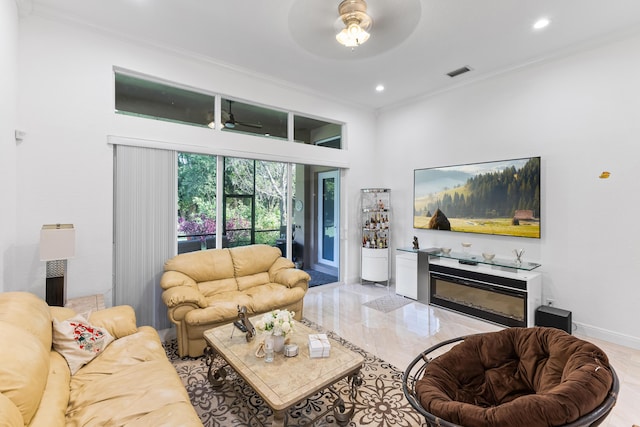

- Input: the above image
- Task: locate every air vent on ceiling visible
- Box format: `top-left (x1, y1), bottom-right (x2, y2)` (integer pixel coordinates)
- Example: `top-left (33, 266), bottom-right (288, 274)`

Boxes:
top-left (447, 66), bottom-right (473, 78)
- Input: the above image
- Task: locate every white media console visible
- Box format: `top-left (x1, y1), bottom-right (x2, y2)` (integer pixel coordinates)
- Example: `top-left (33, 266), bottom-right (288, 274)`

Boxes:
top-left (394, 248), bottom-right (542, 328)
top-left (427, 255), bottom-right (541, 328)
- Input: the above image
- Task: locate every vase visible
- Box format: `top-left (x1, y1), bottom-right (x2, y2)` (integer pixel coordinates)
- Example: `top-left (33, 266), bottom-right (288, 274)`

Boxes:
top-left (269, 334), bottom-right (285, 353)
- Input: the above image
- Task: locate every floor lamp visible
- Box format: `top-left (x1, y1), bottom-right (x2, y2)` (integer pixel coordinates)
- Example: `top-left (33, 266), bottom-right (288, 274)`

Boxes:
top-left (40, 224), bottom-right (75, 307)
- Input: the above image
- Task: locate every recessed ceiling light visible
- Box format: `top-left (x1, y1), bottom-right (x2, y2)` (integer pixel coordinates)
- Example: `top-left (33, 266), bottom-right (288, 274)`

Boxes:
top-left (375, 84), bottom-right (385, 92)
top-left (533, 18), bottom-right (550, 30)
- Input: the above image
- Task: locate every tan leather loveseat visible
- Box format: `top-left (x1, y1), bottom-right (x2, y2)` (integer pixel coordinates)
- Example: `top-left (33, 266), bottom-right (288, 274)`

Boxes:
top-left (0, 291), bottom-right (202, 427)
top-left (161, 244), bottom-right (310, 357)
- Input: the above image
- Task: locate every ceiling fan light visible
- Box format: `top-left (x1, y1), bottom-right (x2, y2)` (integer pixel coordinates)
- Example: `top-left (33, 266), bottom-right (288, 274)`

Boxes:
top-left (336, 29), bottom-right (359, 47)
top-left (336, 0), bottom-right (372, 47)
top-left (336, 23), bottom-right (370, 47)
top-left (348, 22), bottom-right (361, 36)
top-left (355, 27), bottom-right (370, 43)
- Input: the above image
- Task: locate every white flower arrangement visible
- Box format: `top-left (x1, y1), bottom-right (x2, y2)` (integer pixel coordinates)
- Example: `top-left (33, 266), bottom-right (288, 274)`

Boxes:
top-left (255, 309), bottom-right (295, 337)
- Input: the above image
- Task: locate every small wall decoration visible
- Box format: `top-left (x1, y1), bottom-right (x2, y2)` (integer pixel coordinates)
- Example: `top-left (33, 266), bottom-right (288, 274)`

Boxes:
top-left (414, 157), bottom-right (541, 238)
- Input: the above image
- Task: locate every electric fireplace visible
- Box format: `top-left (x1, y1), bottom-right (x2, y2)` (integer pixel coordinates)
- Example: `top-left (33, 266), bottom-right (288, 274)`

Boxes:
top-left (428, 259), bottom-right (541, 328)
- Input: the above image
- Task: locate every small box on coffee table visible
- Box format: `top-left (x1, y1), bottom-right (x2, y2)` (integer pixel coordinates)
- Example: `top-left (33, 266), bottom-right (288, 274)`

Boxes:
top-left (308, 333), bottom-right (331, 358)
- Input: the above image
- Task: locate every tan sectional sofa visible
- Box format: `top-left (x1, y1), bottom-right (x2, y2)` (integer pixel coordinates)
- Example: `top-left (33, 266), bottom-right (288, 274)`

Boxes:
top-left (161, 244), bottom-right (310, 357)
top-left (0, 291), bottom-right (202, 427)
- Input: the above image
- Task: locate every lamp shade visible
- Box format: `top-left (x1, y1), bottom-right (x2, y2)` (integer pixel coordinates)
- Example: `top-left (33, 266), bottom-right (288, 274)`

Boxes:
top-left (40, 224), bottom-right (75, 261)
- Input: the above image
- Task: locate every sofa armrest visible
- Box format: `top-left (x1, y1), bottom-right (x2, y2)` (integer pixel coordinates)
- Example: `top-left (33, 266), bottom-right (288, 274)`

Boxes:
top-left (272, 268), bottom-right (311, 290)
top-left (269, 256), bottom-right (310, 289)
top-left (160, 270), bottom-right (198, 290)
top-left (162, 286), bottom-right (208, 309)
top-left (89, 306), bottom-right (138, 339)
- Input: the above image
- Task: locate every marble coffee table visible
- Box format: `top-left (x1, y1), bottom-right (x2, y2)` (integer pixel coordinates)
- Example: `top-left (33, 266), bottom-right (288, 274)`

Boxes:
top-left (203, 319), bottom-right (364, 426)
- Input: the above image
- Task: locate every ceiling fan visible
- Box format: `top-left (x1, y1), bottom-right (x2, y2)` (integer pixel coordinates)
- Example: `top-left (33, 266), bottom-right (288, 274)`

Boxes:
top-left (223, 100), bottom-right (263, 129)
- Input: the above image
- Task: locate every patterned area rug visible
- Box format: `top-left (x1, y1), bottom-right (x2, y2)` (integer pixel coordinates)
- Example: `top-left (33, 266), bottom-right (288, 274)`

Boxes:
top-left (362, 295), bottom-right (414, 313)
top-left (164, 318), bottom-right (426, 427)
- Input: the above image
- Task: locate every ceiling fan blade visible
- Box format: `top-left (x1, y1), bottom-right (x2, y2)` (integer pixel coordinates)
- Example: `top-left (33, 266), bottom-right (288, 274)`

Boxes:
top-left (223, 100), bottom-right (263, 129)
top-left (236, 121), bottom-right (263, 129)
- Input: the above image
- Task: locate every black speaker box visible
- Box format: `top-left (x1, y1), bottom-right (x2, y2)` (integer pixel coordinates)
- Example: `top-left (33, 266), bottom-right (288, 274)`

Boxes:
top-left (535, 306), bottom-right (572, 334)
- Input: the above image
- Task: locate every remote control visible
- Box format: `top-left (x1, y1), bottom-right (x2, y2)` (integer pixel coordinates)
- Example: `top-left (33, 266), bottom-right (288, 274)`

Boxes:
top-left (459, 260), bottom-right (478, 266)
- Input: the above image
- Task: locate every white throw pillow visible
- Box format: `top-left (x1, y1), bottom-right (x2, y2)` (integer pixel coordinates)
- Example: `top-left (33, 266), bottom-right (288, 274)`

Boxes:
top-left (52, 314), bottom-right (114, 374)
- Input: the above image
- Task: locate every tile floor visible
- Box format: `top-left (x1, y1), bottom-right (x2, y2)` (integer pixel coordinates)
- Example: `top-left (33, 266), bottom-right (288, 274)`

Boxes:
top-left (303, 282), bottom-right (639, 427)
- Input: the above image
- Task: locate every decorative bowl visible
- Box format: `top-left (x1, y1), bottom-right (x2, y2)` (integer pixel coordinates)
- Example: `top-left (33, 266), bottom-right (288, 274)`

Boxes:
top-left (461, 242), bottom-right (472, 248)
top-left (482, 252), bottom-right (495, 261)
top-left (441, 247), bottom-right (451, 255)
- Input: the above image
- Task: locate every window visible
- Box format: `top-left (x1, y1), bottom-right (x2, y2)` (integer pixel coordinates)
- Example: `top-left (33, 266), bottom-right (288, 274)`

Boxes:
top-left (115, 71), bottom-right (215, 128)
top-left (114, 71), bottom-right (343, 148)
top-left (220, 98), bottom-right (288, 139)
top-left (294, 115), bottom-right (342, 149)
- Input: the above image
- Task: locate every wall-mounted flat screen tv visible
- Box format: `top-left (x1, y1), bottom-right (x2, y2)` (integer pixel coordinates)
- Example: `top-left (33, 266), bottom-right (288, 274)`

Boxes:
top-left (414, 156), bottom-right (541, 238)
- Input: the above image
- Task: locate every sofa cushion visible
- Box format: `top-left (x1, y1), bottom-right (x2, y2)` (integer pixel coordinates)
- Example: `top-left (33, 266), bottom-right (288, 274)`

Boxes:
top-left (198, 277), bottom-right (239, 297)
top-left (52, 314), bottom-right (115, 374)
top-left (67, 326), bottom-right (202, 426)
top-left (186, 291), bottom-right (254, 326)
top-left (0, 322), bottom-right (50, 425)
top-left (164, 248), bottom-right (235, 283)
top-left (236, 272), bottom-right (270, 291)
top-left (230, 244), bottom-right (282, 279)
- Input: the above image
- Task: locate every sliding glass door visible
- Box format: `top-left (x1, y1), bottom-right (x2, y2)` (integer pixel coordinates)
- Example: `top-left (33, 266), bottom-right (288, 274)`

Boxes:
top-left (175, 155), bottom-right (341, 282)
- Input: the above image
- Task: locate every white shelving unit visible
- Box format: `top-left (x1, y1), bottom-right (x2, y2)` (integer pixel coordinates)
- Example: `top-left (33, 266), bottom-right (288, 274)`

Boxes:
top-left (360, 188), bottom-right (390, 285)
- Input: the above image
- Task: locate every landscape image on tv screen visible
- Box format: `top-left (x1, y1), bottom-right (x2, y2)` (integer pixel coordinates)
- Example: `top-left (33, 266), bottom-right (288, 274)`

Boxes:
top-left (414, 157), bottom-right (541, 238)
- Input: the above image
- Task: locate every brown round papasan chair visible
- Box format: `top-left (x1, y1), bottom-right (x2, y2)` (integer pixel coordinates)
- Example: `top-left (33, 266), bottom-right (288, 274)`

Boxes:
top-left (402, 327), bottom-right (619, 427)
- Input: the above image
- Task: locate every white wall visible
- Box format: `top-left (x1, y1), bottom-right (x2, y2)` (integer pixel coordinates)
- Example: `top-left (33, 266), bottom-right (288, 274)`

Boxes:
top-left (14, 15), bottom-right (376, 301)
top-left (378, 33), bottom-right (640, 348)
top-left (0, 0), bottom-right (19, 292)
top-left (11, 11), bottom-right (640, 349)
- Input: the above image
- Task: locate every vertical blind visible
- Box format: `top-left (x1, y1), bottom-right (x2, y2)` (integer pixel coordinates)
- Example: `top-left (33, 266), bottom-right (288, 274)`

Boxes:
top-left (114, 145), bottom-right (176, 329)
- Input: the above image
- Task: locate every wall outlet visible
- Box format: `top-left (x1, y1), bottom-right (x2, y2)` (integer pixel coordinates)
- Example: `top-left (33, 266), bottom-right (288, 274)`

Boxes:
top-left (545, 299), bottom-right (554, 306)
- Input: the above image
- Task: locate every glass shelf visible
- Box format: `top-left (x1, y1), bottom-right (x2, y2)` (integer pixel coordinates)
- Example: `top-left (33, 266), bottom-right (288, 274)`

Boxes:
top-left (428, 250), bottom-right (541, 271)
top-left (397, 246), bottom-right (419, 253)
